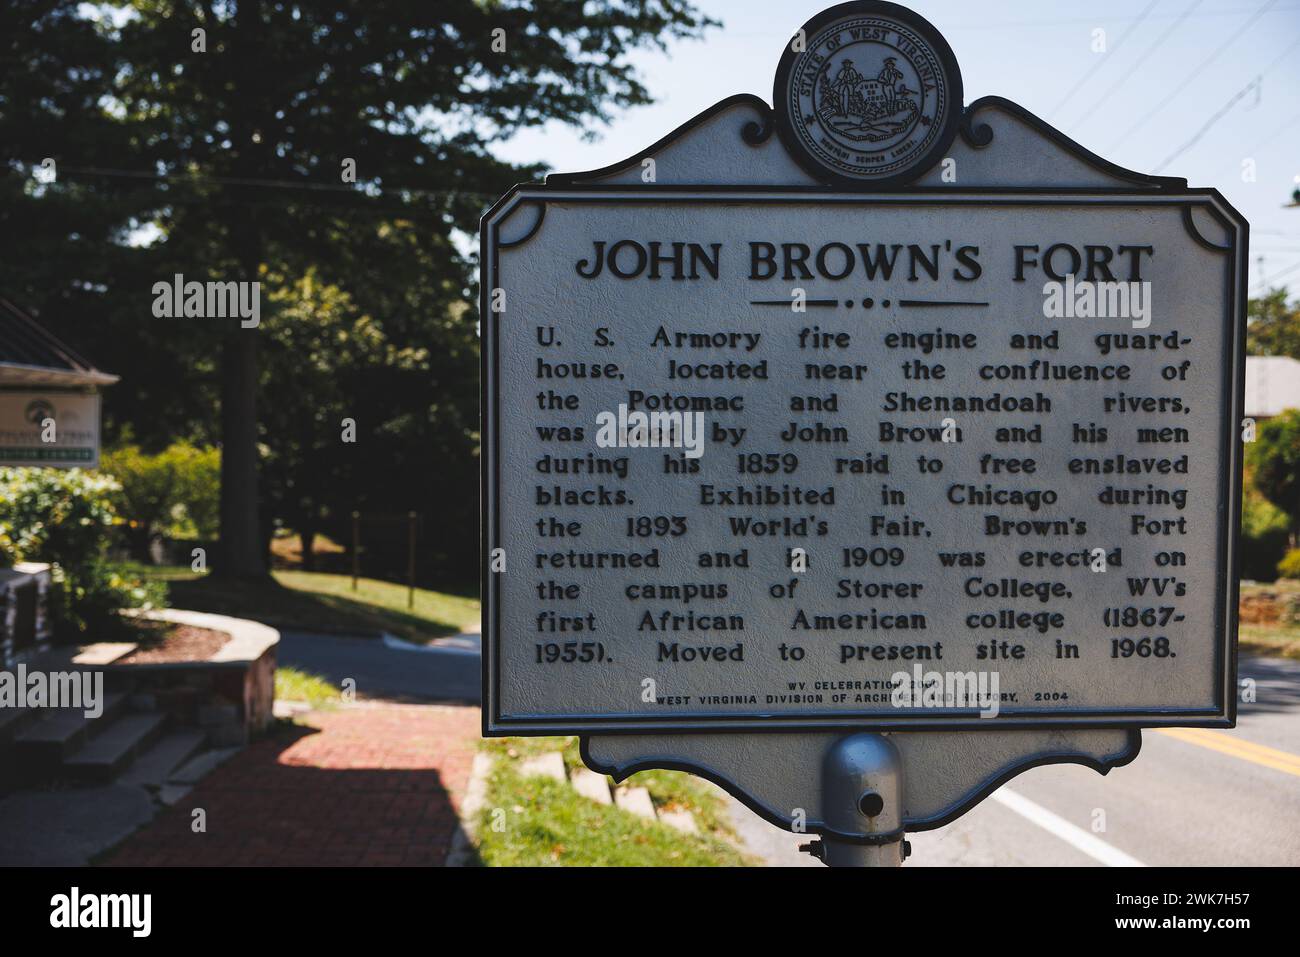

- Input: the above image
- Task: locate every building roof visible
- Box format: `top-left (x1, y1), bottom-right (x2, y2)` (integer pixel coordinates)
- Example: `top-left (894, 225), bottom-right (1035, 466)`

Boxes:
top-left (0, 298), bottom-right (118, 388)
top-left (1245, 355), bottom-right (1300, 419)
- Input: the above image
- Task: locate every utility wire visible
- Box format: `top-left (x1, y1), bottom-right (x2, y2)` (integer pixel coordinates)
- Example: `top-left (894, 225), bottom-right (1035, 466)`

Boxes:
top-left (1153, 75), bottom-right (1261, 172)
top-left (20, 162), bottom-right (502, 201)
top-left (1070, 0), bottom-right (1204, 132)
top-left (1154, 30), bottom-right (1300, 173)
top-left (1267, 258), bottom-right (1300, 284)
top-left (722, 2), bottom-right (1300, 34)
top-left (1049, 0), bottom-right (1159, 120)
top-left (1254, 257), bottom-right (1300, 294)
top-left (1103, 0), bottom-right (1278, 153)
top-left (1217, 110), bottom-right (1300, 174)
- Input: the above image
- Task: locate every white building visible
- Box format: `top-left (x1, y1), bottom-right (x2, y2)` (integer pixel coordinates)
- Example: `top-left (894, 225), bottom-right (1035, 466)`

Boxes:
top-left (0, 297), bottom-right (118, 666)
top-left (1244, 356), bottom-right (1300, 420)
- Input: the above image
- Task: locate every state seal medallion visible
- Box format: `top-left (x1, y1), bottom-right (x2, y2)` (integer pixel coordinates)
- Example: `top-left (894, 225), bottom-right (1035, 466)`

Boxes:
top-left (774, 1), bottom-right (963, 186)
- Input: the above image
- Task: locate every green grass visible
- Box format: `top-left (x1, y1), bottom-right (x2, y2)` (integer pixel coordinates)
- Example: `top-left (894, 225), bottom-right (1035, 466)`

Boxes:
top-left (476, 737), bottom-right (753, 867)
top-left (1238, 580), bottom-right (1300, 660)
top-left (1239, 623), bottom-right (1300, 660)
top-left (276, 570), bottom-right (479, 631)
top-left (128, 564), bottom-right (479, 643)
top-left (275, 666), bottom-right (340, 708)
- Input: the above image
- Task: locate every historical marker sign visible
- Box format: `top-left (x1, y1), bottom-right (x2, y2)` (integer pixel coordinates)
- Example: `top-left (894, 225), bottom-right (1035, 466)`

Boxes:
top-left (0, 391), bottom-right (103, 468)
top-left (481, 2), bottom-right (1245, 747)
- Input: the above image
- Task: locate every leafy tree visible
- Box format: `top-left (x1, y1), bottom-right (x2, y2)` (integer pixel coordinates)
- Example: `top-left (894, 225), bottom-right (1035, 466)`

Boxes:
top-left (4, 1), bottom-right (716, 580)
top-left (1247, 288), bottom-right (1300, 358)
top-left (1241, 475), bottom-right (1291, 581)
top-left (258, 269), bottom-right (376, 569)
top-left (1248, 409), bottom-right (1300, 547)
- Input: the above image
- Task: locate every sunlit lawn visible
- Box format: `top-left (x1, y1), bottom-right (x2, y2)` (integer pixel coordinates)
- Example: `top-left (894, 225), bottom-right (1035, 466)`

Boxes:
top-left (127, 563), bottom-right (479, 642)
top-left (275, 666), bottom-right (341, 708)
top-left (477, 736), bottom-right (753, 867)
top-left (1239, 580), bottom-right (1300, 660)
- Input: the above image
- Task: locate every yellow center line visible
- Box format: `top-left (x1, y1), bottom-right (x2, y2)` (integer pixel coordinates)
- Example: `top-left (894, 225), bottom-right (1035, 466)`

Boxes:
top-left (1157, 727), bottom-right (1300, 777)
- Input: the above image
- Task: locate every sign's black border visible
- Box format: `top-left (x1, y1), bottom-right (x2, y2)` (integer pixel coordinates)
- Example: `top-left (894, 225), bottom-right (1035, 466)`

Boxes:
top-left (772, 1), bottom-right (965, 188)
top-left (481, 187), bottom-right (1246, 738)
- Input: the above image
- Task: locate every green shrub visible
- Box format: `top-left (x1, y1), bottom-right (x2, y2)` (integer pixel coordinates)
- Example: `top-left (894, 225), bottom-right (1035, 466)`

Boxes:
top-left (1248, 409), bottom-right (1300, 539)
top-left (1279, 549), bottom-right (1300, 581)
top-left (47, 557), bottom-right (167, 638)
top-left (0, 467), bottom-right (120, 567)
top-left (1283, 591), bottom-right (1300, 628)
top-left (0, 467), bottom-right (162, 638)
top-left (1241, 487), bottom-right (1291, 581)
top-left (99, 441), bottom-right (220, 557)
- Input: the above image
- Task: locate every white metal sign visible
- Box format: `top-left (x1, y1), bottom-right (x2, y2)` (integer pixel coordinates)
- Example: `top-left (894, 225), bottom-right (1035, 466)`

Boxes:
top-left (0, 392), bottom-right (102, 468)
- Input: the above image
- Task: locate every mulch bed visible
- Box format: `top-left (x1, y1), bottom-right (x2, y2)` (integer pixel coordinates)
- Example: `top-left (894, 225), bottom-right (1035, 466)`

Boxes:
top-left (117, 623), bottom-right (231, 664)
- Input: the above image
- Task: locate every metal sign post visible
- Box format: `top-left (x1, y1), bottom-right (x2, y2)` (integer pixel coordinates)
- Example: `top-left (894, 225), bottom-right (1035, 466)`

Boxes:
top-left (815, 734), bottom-right (905, 866)
top-left (481, 0), bottom-right (1245, 866)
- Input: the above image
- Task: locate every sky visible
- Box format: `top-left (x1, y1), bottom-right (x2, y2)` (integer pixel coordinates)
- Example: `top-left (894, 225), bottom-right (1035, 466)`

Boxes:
top-left (492, 0), bottom-right (1300, 295)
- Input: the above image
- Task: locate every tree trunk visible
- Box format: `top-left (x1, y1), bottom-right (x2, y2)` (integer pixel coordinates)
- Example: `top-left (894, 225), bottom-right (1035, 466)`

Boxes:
top-left (212, 0), bottom-right (274, 581)
top-left (300, 527), bottom-right (317, 572)
top-left (214, 332), bottom-right (267, 579)
top-left (128, 524), bottom-right (153, 563)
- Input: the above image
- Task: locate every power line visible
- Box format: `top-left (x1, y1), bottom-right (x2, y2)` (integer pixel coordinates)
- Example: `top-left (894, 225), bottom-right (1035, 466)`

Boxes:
top-left (20, 161), bottom-right (501, 202)
top-left (1268, 259), bottom-right (1300, 283)
top-left (1156, 28), bottom-right (1300, 174)
top-left (1153, 74), bottom-right (1261, 172)
top-left (1049, 0), bottom-right (1159, 121)
top-left (1255, 257), bottom-right (1300, 294)
top-left (722, 2), bottom-right (1300, 34)
top-left (1217, 111), bottom-right (1300, 175)
top-left (1103, 0), bottom-right (1279, 154)
top-left (1070, 0), bottom-right (1204, 132)
top-left (1251, 258), bottom-right (1300, 298)
top-left (948, 2), bottom-right (1299, 28)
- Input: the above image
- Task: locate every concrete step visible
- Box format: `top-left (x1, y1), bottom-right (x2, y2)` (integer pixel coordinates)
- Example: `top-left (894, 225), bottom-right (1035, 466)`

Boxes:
top-left (14, 691), bottom-right (128, 765)
top-left (571, 768), bottom-right (613, 804)
top-left (168, 745), bottom-right (241, 785)
top-left (614, 785), bottom-right (657, 820)
top-left (658, 809), bottom-right (699, 834)
top-left (70, 643), bottom-right (138, 667)
top-left (32, 642), bottom-right (138, 669)
top-left (519, 752), bottom-right (567, 782)
top-left (23, 646), bottom-right (138, 695)
top-left (117, 729), bottom-right (208, 789)
top-left (63, 713), bottom-right (168, 783)
top-left (0, 704), bottom-right (38, 749)
top-left (0, 700), bottom-right (38, 788)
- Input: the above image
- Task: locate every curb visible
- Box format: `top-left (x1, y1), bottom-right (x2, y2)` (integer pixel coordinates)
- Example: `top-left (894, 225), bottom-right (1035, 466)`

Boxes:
top-left (444, 752), bottom-right (493, 867)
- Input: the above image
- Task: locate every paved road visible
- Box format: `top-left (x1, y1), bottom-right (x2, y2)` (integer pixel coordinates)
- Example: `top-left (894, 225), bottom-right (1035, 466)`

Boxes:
top-left (278, 633), bottom-right (1300, 866)
top-left (277, 630), bottom-right (481, 704)
top-left (732, 655), bottom-right (1300, 867)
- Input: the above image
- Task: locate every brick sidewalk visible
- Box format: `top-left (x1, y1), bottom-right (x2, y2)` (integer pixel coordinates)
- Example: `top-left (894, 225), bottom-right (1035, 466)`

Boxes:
top-left (104, 704), bottom-right (481, 867)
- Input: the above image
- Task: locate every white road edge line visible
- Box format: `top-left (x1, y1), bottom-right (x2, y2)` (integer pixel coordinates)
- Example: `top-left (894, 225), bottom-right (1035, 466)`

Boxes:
top-left (382, 632), bottom-right (482, 655)
top-left (992, 788), bottom-right (1146, 867)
